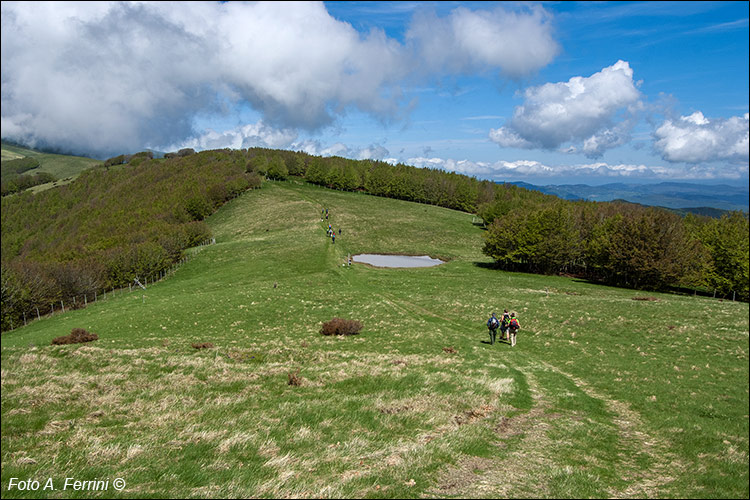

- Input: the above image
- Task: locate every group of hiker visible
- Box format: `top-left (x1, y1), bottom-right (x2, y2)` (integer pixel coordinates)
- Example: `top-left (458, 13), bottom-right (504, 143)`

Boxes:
top-left (486, 309), bottom-right (520, 347)
top-left (321, 208), bottom-right (340, 243)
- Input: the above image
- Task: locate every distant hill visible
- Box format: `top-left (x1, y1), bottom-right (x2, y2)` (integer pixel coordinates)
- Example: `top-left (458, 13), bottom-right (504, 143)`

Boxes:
top-left (511, 181), bottom-right (749, 215)
top-left (1, 140), bottom-right (100, 191)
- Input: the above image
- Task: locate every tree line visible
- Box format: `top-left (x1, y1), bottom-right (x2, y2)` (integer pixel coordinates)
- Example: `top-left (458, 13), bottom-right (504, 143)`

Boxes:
top-left (481, 198), bottom-right (748, 299)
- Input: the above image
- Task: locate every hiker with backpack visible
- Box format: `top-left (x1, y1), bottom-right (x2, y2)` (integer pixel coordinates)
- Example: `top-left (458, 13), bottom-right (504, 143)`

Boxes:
top-left (487, 312), bottom-right (500, 345)
top-left (500, 309), bottom-right (511, 342)
top-left (508, 312), bottom-right (520, 347)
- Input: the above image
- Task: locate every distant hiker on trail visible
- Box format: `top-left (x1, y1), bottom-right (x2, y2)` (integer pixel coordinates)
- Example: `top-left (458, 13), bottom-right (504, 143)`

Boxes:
top-left (508, 312), bottom-right (520, 347)
top-left (331, 232), bottom-right (336, 244)
top-left (487, 312), bottom-right (499, 345)
top-left (500, 309), bottom-right (511, 341)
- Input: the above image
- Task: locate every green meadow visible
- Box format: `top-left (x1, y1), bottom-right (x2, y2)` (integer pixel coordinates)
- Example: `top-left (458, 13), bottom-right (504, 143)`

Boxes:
top-left (1, 180), bottom-right (748, 498)
top-left (1, 142), bottom-right (100, 191)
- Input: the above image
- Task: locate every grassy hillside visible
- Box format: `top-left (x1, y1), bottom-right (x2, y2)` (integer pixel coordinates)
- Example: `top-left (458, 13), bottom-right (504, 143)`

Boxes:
top-left (1, 142), bottom-right (100, 191)
top-left (1, 180), bottom-right (748, 498)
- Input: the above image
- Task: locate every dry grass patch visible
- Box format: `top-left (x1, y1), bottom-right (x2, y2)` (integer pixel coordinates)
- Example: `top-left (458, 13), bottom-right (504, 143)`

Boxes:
top-left (320, 318), bottom-right (363, 336)
top-left (287, 368), bottom-right (302, 386)
top-left (51, 328), bottom-right (98, 345)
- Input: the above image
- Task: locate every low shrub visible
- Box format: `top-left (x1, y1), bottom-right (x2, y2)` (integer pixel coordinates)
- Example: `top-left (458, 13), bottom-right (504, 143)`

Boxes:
top-left (320, 318), bottom-right (363, 336)
top-left (51, 328), bottom-right (98, 345)
top-left (288, 369), bottom-right (302, 386)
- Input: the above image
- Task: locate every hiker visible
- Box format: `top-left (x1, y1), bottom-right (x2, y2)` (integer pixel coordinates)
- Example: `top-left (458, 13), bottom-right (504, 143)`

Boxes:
top-left (487, 312), bottom-right (499, 345)
top-left (331, 232), bottom-right (336, 244)
top-left (508, 312), bottom-right (520, 347)
top-left (500, 309), bottom-right (511, 341)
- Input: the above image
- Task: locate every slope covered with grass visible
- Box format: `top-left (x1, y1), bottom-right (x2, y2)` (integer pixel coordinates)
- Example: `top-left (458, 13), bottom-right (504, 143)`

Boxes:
top-left (1, 142), bottom-right (100, 187)
top-left (2, 180), bottom-right (747, 498)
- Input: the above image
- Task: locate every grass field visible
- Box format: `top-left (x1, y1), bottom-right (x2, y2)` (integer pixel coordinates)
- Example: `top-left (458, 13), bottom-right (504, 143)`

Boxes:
top-left (1, 142), bottom-right (100, 191)
top-left (1, 180), bottom-right (748, 498)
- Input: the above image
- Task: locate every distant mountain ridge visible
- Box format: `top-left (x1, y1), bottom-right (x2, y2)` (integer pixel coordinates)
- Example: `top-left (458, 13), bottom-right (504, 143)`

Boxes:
top-left (510, 181), bottom-right (749, 214)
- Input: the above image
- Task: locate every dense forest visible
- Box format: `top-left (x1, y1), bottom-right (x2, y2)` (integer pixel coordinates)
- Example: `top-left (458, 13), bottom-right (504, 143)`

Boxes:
top-left (1, 146), bottom-right (748, 331)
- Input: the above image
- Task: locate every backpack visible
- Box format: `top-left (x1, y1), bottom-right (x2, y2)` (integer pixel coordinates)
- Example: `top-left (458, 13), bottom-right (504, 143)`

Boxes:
top-left (489, 317), bottom-right (499, 329)
top-left (509, 318), bottom-right (519, 329)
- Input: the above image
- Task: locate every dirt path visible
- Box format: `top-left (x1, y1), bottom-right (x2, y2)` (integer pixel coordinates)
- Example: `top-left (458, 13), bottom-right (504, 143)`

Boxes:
top-left (537, 361), bottom-right (684, 498)
top-left (427, 361), bottom-right (682, 498)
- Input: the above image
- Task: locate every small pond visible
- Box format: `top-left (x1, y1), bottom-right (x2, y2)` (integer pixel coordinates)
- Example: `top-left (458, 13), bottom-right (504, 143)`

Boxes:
top-left (352, 254), bottom-right (445, 268)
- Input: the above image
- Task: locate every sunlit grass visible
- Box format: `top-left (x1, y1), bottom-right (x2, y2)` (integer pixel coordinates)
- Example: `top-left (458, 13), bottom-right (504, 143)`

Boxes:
top-left (2, 180), bottom-right (747, 498)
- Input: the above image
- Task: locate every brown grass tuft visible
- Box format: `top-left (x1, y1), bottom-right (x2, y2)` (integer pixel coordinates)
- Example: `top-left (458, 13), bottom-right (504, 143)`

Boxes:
top-left (632, 296), bottom-right (659, 301)
top-left (191, 342), bottom-right (214, 349)
top-left (288, 369), bottom-right (302, 386)
top-left (442, 346), bottom-right (457, 354)
top-left (320, 318), bottom-right (363, 336)
top-left (51, 328), bottom-right (98, 345)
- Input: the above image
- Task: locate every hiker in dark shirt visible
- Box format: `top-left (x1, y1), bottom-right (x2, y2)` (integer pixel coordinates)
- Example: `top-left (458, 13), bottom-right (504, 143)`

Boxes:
top-left (486, 312), bottom-right (499, 345)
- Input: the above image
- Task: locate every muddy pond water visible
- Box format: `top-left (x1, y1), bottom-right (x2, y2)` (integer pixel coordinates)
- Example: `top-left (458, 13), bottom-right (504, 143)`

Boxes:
top-left (351, 254), bottom-right (445, 268)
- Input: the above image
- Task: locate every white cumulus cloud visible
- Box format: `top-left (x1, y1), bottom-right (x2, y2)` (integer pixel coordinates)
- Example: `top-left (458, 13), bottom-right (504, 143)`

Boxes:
top-left (293, 140), bottom-right (390, 161)
top-left (489, 60), bottom-right (642, 157)
top-left (168, 121), bottom-right (299, 152)
top-left (653, 112), bottom-right (749, 163)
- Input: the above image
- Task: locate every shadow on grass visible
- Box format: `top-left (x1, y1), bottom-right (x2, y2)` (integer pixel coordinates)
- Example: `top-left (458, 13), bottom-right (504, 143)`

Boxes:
top-left (480, 339), bottom-right (512, 346)
top-left (473, 261), bottom-right (502, 270)
top-left (472, 260), bottom-right (747, 302)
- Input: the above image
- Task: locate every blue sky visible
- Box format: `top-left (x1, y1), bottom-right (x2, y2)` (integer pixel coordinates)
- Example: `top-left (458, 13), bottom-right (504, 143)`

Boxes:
top-left (1, 1), bottom-right (748, 186)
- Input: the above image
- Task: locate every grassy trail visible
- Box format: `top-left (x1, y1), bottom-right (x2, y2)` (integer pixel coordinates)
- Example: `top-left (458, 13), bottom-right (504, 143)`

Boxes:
top-left (2, 181), bottom-right (747, 498)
